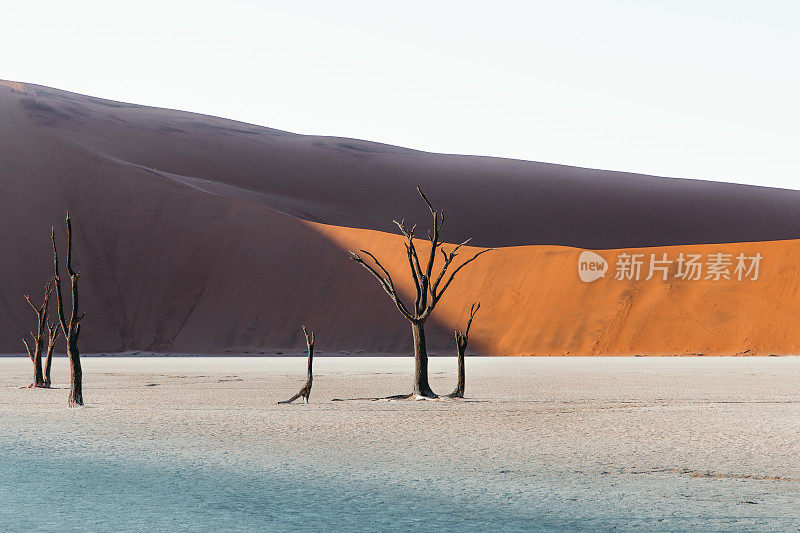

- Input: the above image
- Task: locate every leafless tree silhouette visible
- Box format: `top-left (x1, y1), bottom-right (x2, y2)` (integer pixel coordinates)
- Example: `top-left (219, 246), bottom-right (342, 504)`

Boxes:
top-left (22, 280), bottom-right (54, 388)
top-left (278, 325), bottom-right (315, 404)
top-left (350, 187), bottom-right (494, 398)
top-left (52, 213), bottom-right (86, 407)
top-left (448, 302), bottom-right (480, 399)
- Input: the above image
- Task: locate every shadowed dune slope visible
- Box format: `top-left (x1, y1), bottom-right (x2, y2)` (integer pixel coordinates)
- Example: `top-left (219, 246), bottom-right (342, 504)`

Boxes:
top-left (2, 79), bottom-right (799, 355)
top-left (0, 118), bottom-right (444, 354)
top-left (4, 80), bottom-right (800, 250)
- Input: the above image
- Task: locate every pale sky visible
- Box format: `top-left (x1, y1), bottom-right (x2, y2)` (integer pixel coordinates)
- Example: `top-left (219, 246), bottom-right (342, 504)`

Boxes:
top-left (2, 1), bottom-right (798, 189)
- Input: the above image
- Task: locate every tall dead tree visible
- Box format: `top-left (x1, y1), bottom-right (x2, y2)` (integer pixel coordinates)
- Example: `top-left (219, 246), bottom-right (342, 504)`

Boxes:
top-left (278, 325), bottom-right (315, 404)
top-left (22, 280), bottom-right (54, 388)
top-left (448, 302), bottom-right (479, 399)
top-left (43, 322), bottom-right (61, 388)
top-left (52, 213), bottom-right (86, 407)
top-left (350, 187), bottom-right (494, 398)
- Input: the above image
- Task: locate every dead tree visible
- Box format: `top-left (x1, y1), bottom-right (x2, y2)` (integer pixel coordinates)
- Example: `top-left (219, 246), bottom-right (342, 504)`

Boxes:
top-left (448, 302), bottom-right (479, 399)
top-left (43, 322), bottom-right (61, 388)
top-left (22, 280), bottom-right (54, 388)
top-left (52, 213), bottom-right (86, 407)
top-left (278, 325), bottom-right (315, 404)
top-left (350, 187), bottom-right (494, 398)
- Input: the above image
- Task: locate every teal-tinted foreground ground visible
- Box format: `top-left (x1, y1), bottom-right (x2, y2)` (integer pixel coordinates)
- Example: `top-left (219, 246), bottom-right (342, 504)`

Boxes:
top-left (2, 356), bottom-right (800, 531)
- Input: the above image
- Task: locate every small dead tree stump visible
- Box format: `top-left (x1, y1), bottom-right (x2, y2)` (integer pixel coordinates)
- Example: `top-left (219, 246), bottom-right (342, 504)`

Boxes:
top-left (448, 302), bottom-right (479, 399)
top-left (278, 325), bottom-right (315, 404)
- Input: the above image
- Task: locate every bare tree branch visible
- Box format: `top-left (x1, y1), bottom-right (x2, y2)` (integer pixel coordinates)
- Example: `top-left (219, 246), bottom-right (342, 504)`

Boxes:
top-left (349, 250), bottom-right (413, 320)
top-left (409, 241), bottom-right (425, 285)
top-left (465, 302), bottom-right (480, 337)
top-left (48, 322), bottom-right (61, 344)
top-left (51, 227), bottom-right (68, 335)
top-left (395, 219), bottom-right (425, 285)
top-left (66, 213), bottom-right (76, 277)
top-left (430, 238), bottom-right (473, 296)
top-left (416, 186), bottom-right (443, 282)
top-left (427, 248), bottom-right (496, 314)
top-left (22, 338), bottom-right (33, 361)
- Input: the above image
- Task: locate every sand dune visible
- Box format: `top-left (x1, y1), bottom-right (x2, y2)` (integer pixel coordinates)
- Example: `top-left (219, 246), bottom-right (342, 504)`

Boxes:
top-left (1, 79), bottom-right (799, 355)
top-left (4, 79), bottom-right (800, 249)
top-left (315, 223), bottom-right (800, 355)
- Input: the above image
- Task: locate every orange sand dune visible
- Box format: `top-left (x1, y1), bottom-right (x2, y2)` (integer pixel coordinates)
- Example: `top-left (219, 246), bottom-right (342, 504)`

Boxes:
top-left (314, 221), bottom-right (800, 355)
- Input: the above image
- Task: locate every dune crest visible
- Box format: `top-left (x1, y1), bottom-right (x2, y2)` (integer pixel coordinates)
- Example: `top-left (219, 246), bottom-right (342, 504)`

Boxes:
top-left (0, 79), bottom-right (27, 93)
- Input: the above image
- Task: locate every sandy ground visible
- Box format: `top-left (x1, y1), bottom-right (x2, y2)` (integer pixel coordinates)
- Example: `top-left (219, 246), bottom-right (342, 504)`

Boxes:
top-left (3, 356), bottom-right (800, 531)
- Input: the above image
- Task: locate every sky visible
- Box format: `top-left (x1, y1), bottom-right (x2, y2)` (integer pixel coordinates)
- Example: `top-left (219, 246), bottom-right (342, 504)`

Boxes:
top-left (2, 0), bottom-right (798, 189)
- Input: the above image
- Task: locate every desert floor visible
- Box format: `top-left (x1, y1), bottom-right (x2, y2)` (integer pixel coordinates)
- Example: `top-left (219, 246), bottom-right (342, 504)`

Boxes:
top-left (2, 356), bottom-right (800, 531)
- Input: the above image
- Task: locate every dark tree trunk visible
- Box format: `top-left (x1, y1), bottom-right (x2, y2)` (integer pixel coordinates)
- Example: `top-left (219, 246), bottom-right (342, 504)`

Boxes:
top-left (306, 341), bottom-right (314, 384)
top-left (43, 322), bottom-right (60, 388)
top-left (32, 350), bottom-right (45, 388)
top-left (449, 302), bottom-right (478, 399)
top-left (67, 339), bottom-right (82, 407)
top-left (412, 322), bottom-right (436, 398)
top-left (450, 342), bottom-right (466, 398)
top-left (43, 346), bottom-right (54, 388)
